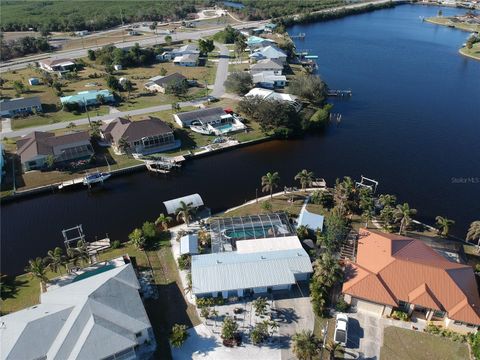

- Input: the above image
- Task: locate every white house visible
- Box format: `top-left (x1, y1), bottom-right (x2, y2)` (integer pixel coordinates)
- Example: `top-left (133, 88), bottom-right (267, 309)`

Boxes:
top-left (249, 45), bottom-right (287, 64)
top-left (0, 259), bottom-right (156, 360)
top-left (252, 71), bottom-right (287, 89)
top-left (245, 88), bottom-right (302, 112)
top-left (38, 58), bottom-right (76, 73)
top-left (173, 53), bottom-right (199, 67)
top-left (250, 58), bottom-right (284, 75)
top-left (144, 72), bottom-right (187, 93)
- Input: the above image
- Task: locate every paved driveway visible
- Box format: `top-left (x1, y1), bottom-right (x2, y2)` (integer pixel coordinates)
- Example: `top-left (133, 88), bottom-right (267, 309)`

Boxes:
top-left (346, 312), bottom-right (384, 360)
top-left (211, 42), bottom-right (229, 98)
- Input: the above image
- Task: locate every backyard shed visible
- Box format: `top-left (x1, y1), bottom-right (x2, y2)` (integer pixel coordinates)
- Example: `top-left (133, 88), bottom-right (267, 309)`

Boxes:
top-left (180, 234), bottom-right (199, 255)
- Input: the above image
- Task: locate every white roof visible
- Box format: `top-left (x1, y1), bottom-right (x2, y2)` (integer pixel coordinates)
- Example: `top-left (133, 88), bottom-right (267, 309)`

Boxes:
top-left (180, 234), bottom-right (199, 255)
top-left (255, 45), bottom-right (287, 59)
top-left (163, 193), bottom-right (204, 214)
top-left (252, 71), bottom-right (286, 84)
top-left (191, 248), bottom-right (313, 295)
top-left (0, 263), bottom-right (152, 360)
top-left (236, 236), bottom-right (303, 254)
top-left (297, 209), bottom-right (325, 231)
top-left (245, 88), bottom-right (297, 102)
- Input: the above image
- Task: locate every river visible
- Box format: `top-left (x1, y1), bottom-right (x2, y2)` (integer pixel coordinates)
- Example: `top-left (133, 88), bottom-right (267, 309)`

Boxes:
top-left (1, 4), bottom-right (479, 276)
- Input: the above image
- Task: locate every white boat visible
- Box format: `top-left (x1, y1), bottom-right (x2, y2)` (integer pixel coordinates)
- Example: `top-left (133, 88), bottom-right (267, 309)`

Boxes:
top-left (83, 172), bottom-right (111, 186)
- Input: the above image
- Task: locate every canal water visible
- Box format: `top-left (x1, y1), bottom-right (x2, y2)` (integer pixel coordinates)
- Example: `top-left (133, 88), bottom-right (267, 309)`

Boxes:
top-left (1, 4), bottom-right (479, 276)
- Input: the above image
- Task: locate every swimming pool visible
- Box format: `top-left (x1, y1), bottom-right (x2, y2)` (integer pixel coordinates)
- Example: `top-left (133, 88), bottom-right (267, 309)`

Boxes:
top-left (72, 264), bottom-right (116, 282)
top-left (215, 123), bottom-right (234, 133)
top-left (223, 225), bottom-right (284, 240)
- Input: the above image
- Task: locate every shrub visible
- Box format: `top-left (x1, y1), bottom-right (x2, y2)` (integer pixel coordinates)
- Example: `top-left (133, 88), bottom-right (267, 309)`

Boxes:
top-left (391, 310), bottom-right (408, 321)
top-left (178, 254), bottom-right (191, 270)
top-left (200, 307), bottom-right (210, 319)
top-left (335, 296), bottom-right (350, 312)
top-left (111, 240), bottom-right (122, 249)
top-left (196, 297), bottom-right (215, 308)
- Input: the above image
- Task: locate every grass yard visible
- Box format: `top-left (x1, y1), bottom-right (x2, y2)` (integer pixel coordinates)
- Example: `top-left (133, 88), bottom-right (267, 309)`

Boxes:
top-left (460, 42), bottom-right (480, 61)
top-left (314, 315), bottom-right (340, 360)
top-left (380, 326), bottom-right (469, 360)
top-left (426, 17), bottom-right (480, 32)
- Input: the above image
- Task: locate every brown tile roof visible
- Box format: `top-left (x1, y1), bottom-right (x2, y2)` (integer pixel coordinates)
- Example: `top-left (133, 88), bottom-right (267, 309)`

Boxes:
top-left (16, 131), bottom-right (91, 163)
top-left (342, 229), bottom-right (480, 325)
top-left (102, 117), bottom-right (173, 144)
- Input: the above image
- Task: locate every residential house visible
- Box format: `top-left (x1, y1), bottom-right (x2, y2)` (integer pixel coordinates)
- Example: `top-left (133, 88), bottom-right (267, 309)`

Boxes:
top-left (249, 45), bottom-right (287, 64)
top-left (0, 259), bottom-right (156, 360)
top-left (0, 97), bottom-right (42, 117)
top-left (60, 90), bottom-right (115, 107)
top-left (250, 58), bottom-right (284, 75)
top-left (191, 213), bottom-right (313, 298)
top-left (245, 88), bottom-right (302, 112)
top-left (252, 71), bottom-right (287, 89)
top-left (264, 23), bottom-right (278, 33)
top-left (38, 58), bottom-right (76, 73)
top-left (144, 72), bottom-right (187, 93)
top-left (246, 36), bottom-right (276, 50)
top-left (342, 229), bottom-right (480, 333)
top-left (100, 116), bottom-right (180, 155)
top-left (16, 131), bottom-right (94, 171)
top-left (173, 107), bottom-right (246, 135)
top-left (160, 44), bottom-right (200, 62)
top-left (173, 53), bottom-right (199, 67)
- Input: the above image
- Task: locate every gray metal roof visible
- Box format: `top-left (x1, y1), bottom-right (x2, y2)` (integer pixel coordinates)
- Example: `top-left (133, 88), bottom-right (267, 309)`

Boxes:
top-left (0, 263), bottom-right (152, 360)
top-left (297, 209), bottom-right (324, 231)
top-left (0, 96), bottom-right (41, 112)
top-left (191, 248), bottom-right (312, 295)
top-left (180, 234), bottom-right (199, 255)
top-left (163, 193), bottom-right (204, 214)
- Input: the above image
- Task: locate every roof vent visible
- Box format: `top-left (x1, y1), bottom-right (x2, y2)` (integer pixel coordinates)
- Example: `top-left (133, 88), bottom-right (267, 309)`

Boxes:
top-left (216, 260), bottom-right (222, 264)
top-left (0, 321), bottom-right (6, 329)
top-left (261, 256), bottom-right (266, 260)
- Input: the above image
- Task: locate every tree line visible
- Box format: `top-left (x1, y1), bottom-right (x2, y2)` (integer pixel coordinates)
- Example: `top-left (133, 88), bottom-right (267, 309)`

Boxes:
top-left (0, 34), bottom-right (51, 61)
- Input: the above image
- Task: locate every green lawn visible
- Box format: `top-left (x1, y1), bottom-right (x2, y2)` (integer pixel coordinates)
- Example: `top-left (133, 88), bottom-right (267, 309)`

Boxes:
top-left (380, 326), bottom-right (469, 360)
top-left (314, 315), bottom-right (340, 360)
top-left (426, 17), bottom-right (480, 32)
top-left (460, 42), bottom-right (480, 61)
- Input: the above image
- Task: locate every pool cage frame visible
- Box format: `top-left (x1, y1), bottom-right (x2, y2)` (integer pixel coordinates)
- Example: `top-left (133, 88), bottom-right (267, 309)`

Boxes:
top-left (209, 212), bottom-right (295, 253)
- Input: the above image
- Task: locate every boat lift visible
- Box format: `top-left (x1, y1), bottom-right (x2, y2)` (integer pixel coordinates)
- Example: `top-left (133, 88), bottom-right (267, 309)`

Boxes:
top-left (62, 225), bottom-right (86, 249)
top-left (355, 175), bottom-right (379, 194)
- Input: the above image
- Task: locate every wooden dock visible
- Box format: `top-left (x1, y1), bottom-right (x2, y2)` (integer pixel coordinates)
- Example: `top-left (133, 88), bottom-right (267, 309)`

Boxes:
top-left (328, 89), bottom-right (352, 97)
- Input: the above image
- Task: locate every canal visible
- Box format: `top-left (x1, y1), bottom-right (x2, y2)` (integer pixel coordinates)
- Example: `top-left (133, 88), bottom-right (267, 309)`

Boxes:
top-left (2, 4), bottom-right (479, 276)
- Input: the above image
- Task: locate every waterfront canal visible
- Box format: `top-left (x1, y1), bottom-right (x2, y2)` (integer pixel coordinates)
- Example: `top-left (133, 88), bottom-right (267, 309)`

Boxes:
top-left (2, 4), bottom-right (479, 275)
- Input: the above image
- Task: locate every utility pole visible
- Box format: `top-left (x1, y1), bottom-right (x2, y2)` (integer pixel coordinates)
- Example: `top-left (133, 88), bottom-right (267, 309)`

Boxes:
top-left (83, 97), bottom-right (92, 128)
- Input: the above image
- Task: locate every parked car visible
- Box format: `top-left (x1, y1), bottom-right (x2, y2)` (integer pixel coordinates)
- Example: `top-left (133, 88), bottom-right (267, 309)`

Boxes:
top-left (334, 313), bottom-right (349, 347)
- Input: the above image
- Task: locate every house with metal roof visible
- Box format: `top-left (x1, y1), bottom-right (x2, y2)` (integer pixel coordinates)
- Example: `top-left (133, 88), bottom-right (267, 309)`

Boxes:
top-left (252, 71), bottom-right (287, 89)
top-left (249, 45), bottom-right (287, 64)
top-left (250, 58), bottom-right (284, 75)
top-left (16, 131), bottom-right (94, 171)
top-left (144, 72), bottom-right (187, 93)
top-left (173, 53), bottom-right (199, 67)
top-left (0, 97), bottom-right (42, 117)
top-left (246, 36), bottom-right (276, 50)
top-left (342, 229), bottom-right (480, 333)
top-left (173, 107), bottom-right (246, 135)
top-left (60, 90), bottom-right (115, 107)
top-left (0, 259), bottom-right (156, 360)
top-left (100, 116), bottom-right (180, 155)
top-left (191, 248), bottom-right (312, 298)
top-left (245, 88), bottom-right (302, 112)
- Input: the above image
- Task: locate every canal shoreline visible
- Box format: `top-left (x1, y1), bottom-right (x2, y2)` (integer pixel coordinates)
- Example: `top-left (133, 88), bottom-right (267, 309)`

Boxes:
top-left (0, 135), bottom-right (272, 204)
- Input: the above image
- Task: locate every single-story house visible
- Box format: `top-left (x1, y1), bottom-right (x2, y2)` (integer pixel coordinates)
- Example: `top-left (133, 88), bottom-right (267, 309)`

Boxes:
top-left (246, 36), bottom-right (276, 50)
top-left (264, 23), bottom-right (277, 33)
top-left (0, 97), bottom-right (42, 117)
top-left (180, 234), bottom-right (199, 255)
top-left (60, 90), bottom-right (115, 107)
top-left (342, 229), bottom-right (480, 333)
top-left (144, 72), bottom-right (187, 93)
top-left (171, 44), bottom-right (200, 57)
top-left (192, 249), bottom-right (312, 298)
top-left (252, 71), bottom-right (287, 89)
top-left (249, 45), bottom-right (287, 64)
top-left (173, 107), bottom-right (245, 135)
top-left (0, 259), bottom-right (156, 360)
top-left (16, 131), bottom-right (94, 171)
top-left (173, 53), bottom-right (199, 67)
top-left (100, 116), bottom-right (180, 155)
top-left (38, 58), bottom-right (76, 73)
top-left (74, 30), bottom-right (89, 36)
top-left (245, 88), bottom-right (302, 112)
top-left (250, 58), bottom-right (284, 75)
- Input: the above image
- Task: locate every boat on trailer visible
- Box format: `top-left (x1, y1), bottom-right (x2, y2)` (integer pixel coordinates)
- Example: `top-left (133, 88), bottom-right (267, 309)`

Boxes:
top-left (83, 172), bottom-right (111, 186)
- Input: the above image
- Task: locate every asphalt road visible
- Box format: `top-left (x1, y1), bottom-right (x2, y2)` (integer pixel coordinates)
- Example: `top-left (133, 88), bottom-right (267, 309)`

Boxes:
top-left (211, 42), bottom-right (230, 98)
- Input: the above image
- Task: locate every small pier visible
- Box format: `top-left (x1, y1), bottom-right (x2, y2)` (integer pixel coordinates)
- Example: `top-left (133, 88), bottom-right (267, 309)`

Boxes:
top-left (145, 156), bottom-right (184, 174)
top-left (290, 32), bottom-right (306, 39)
top-left (58, 177), bottom-right (84, 190)
top-left (327, 89), bottom-right (352, 97)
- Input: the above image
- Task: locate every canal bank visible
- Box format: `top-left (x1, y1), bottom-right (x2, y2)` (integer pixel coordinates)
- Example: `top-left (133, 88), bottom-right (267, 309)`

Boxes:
top-left (2, 4), bottom-right (479, 277)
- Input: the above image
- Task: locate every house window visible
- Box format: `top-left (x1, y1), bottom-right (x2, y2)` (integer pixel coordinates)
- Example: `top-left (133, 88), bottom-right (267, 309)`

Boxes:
top-left (453, 321), bottom-right (477, 328)
top-left (398, 301), bottom-right (409, 312)
top-left (433, 310), bottom-right (445, 319)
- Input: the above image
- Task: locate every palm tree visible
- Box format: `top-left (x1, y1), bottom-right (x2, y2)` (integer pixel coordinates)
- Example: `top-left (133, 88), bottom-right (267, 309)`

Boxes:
top-left (435, 216), bottom-right (455, 237)
top-left (378, 194), bottom-right (397, 208)
top-left (170, 324), bottom-right (189, 348)
top-left (175, 201), bottom-right (195, 226)
top-left (295, 169), bottom-right (314, 191)
top-left (292, 330), bottom-right (319, 360)
top-left (333, 177), bottom-right (355, 214)
top-left (312, 252), bottom-right (342, 288)
top-left (25, 257), bottom-right (48, 292)
top-left (261, 172), bottom-right (280, 199)
top-left (466, 220), bottom-right (480, 247)
top-left (118, 137), bottom-right (130, 154)
top-left (394, 203), bottom-right (417, 235)
top-left (129, 228), bottom-right (146, 250)
top-left (296, 225), bottom-right (310, 240)
top-left (66, 240), bottom-right (91, 268)
top-left (45, 247), bottom-right (66, 274)
top-left (155, 213), bottom-right (172, 231)
top-left (325, 340), bottom-right (343, 360)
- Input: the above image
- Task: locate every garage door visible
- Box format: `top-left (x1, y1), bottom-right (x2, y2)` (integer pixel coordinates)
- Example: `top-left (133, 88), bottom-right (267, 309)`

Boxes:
top-left (353, 298), bottom-right (385, 316)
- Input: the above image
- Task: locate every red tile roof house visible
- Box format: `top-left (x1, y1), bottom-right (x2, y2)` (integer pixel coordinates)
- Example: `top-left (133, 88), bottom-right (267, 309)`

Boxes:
top-left (16, 131), bottom-right (94, 171)
top-left (100, 117), bottom-right (181, 155)
top-left (342, 229), bottom-right (480, 333)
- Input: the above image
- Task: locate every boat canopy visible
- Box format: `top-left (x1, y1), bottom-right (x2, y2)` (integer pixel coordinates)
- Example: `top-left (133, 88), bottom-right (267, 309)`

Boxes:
top-left (163, 193), bottom-right (204, 214)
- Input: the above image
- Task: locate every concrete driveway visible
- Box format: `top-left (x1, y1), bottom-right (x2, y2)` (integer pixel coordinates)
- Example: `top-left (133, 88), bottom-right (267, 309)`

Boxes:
top-left (346, 312), bottom-right (384, 360)
top-left (210, 42), bottom-right (229, 98)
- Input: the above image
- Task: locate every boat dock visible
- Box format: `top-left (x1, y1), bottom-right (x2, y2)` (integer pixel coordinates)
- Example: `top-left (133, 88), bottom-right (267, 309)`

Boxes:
top-left (58, 177), bottom-right (84, 189)
top-left (290, 32), bottom-right (306, 39)
top-left (327, 89), bottom-right (352, 97)
top-left (145, 155), bottom-right (184, 174)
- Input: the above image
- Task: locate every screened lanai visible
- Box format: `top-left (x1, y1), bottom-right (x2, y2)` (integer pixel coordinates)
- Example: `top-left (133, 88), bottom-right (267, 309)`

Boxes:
top-left (209, 212), bottom-right (295, 253)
